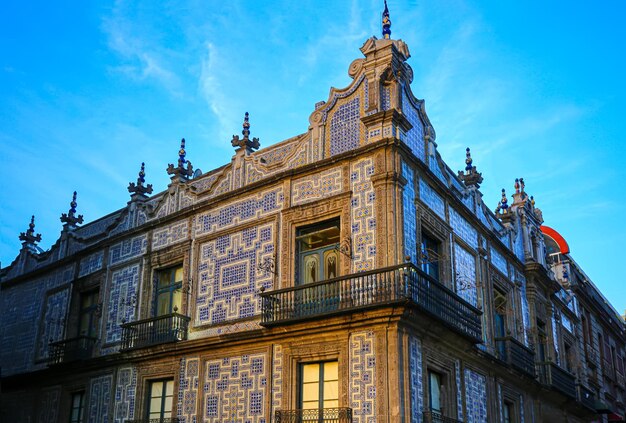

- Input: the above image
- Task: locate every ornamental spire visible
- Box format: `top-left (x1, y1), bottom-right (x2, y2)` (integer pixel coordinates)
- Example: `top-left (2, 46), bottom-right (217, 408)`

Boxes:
top-left (231, 112), bottom-right (260, 152)
top-left (457, 147), bottom-right (483, 188)
top-left (19, 215), bottom-right (42, 245)
top-left (128, 162), bottom-right (154, 197)
top-left (167, 138), bottom-right (194, 180)
top-left (60, 191), bottom-right (84, 227)
top-left (382, 0), bottom-right (392, 39)
top-left (495, 188), bottom-right (509, 215)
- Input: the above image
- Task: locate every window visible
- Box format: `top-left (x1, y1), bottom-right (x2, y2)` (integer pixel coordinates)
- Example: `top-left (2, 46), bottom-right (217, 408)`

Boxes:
top-left (428, 370), bottom-right (443, 413)
top-left (299, 361), bottom-right (339, 411)
top-left (420, 233), bottom-right (440, 282)
top-left (148, 379), bottom-right (174, 420)
top-left (494, 289), bottom-right (508, 359)
top-left (78, 291), bottom-right (99, 338)
top-left (296, 219), bottom-right (340, 285)
top-left (503, 400), bottom-right (514, 423)
top-left (155, 266), bottom-right (183, 316)
top-left (537, 321), bottom-right (547, 362)
top-left (564, 342), bottom-right (573, 372)
top-left (69, 391), bottom-right (85, 423)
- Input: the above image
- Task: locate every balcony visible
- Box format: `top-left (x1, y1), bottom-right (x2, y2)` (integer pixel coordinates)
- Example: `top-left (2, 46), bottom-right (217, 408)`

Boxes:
top-left (537, 362), bottom-right (577, 399)
top-left (120, 313), bottom-right (190, 351)
top-left (48, 336), bottom-right (97, 365)
top-left (423, 411), bottom-right (463, 423)
top-left (260, 263), bottom-right (482, 342)
top-left (495, 336), bottom-right (535, 377)
top-left (274, 408), bottom-right (352, 422)
top-left (577, 385), bottom-right (596, 411)
top-left (126, 419), bottom-right (179, 423)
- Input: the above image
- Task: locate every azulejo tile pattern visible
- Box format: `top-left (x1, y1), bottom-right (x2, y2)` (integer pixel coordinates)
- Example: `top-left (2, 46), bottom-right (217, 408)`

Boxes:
top-left (351, 159), bottom-right (376, 272)
top-left (202, 353), bottom-right (267, 423)
top-left (113, 366), bottom-right (137, 423)
top-left (419, 179), bottom-right (445, 219)
top-left (514, 220), bottom-right (525, 262)
top-left (153, 220), bottom-right (189, 251)
top-left (105, 264), bottom-right (140, 344)
top-left (37, 387), bottom-right (60, 423)
top-left (409, 335), bottom-right (423, 423)
top-left (402, 162), bottom-right (417, 265)
top-left (402, 89), bottom-right (425, 161)
top-left (36, 287), bottom-right (70, 360)
top-left (449, 207), bottom-right (478, 250)
top-left (79, 250), bottom-right (104, 277)
top-left (178, 356), bottom-right (200, 423)
top-left (291, 168), bottom-right (343, 206)
top-left (381, 86), bottom-right (391, 111)
top-left (349, 331), bottom-right (376, 423)
top-left (329, 96), bottom-right (362, 156)
top-left (454, 243), bottom-right (478, 307)
top-left (271, 344), bottom-right (283, 419)
top-left (515, 270), bottom-right (531, 346)
top-left (88, 374), bottom-right (113, 423)
top-left (195, 188), bottom-right (283, 236)
top-left (489, 246), bottom-right (508, 276)
top-left (455, 360), bottom-right (464, 421)
top-left (0, 265), bottom-right (73, 376)
top-left (196, 222), bottom-right (274, 326)
top-left (552, 311), bottom-right (560, 365)
top-left (464, 369), bottom-right (488, 423)
top-left (109, 234), bottom-right (147, 266)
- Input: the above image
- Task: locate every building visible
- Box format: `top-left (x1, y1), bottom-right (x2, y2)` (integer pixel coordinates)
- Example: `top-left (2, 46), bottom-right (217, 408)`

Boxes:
top-left (1, 4), bottom-right (625, 423)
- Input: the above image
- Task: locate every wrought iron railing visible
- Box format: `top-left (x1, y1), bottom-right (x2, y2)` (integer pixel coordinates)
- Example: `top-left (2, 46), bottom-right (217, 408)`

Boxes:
top-left (120, 313), bottom-right (190, 351)
top-left (260, 263), bottom-right (482, 342)
top-left (274, 407), bottom-right (352, 422)
top-left (48, 336), bottom-right (97, 365)
top-left (537, 362), bottom-right (577, 399)
top-left (126, 419), bottom-right (179, 423)
top-left (495, 336), bottom-right (535, 377)
top-left (577, 384), bottom-right (596, 411)
top-left (423, 410), bottom-right (463, 423)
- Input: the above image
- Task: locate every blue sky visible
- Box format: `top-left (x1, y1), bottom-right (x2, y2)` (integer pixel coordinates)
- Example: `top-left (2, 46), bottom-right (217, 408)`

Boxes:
top-left (1, 1), bottom-right (625, 313)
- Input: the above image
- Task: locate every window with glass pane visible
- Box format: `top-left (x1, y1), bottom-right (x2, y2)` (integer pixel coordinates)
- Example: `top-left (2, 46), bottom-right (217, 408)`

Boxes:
top-left (78, 291), bottom-right (98, 337)
top-left (428, 371), bottom-right (442, 413)
top-left (420, 233), bottom-right (440, 282)
top-left (148, 379), bottom-right (174, 420)
top-left (296, 219), bottom-right (340, 285)
top-left (69, 391), bottom-right (85, 423)
top-left (300, 361), bottom-right (339, 413)
top-left (155, 266), bottom-right (183, 316)
top-left (503, 401), bottom-right (514, 423)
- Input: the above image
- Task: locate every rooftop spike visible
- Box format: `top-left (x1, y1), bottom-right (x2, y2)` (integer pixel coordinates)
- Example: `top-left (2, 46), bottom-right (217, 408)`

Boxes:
top-left (382, 0), bottom-right (392, 39)
top-left (167, 138), bottom-right (194, 180)
top-left (500, 188), bottom-right (509, 211)
top-left (231, 112), bottom-right (260, 152)
top-left (514, 178), bottom-right (520, 194)
top-left (19, 215), bottom-right (42, 245)
top-left (60, 191), bottom-right (84, 227)
top-left (465, 147), bottom-right (473, 171)
top-left (128, 162), bottom-right (154, 197)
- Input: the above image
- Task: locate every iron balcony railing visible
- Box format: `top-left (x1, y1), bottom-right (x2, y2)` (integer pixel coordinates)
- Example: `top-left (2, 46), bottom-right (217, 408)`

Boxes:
top-left (423, 410), bottom-right (463, 423)
top-left (260, 263), bottom-right (482, 342)
top-left (120, 313), bottom-right (190, 351)
top-left (126, 419), bottom-right (179, 423)
top-left (48, 336), bottom-right (97, 365)
top-left (495, 336), bottom-right (535, 377)
top-left (537, 361), bottom-right (577, 399)
top-left (274, 408), bottom-right (352, 422)
top-left (577, 385), bottom-right (596, 411)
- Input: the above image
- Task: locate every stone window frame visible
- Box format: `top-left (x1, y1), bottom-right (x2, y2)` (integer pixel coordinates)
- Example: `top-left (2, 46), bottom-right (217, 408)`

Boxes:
top-left (145, 241), bottom-right (191, 320)
top-left (135, 360), bottom-right (181, 421)
top-left (422, 347), bottom-right (458, 419)
top-left (280, 339), bottom-right (350, 413)
top-left (499, 384), bottom-right (523, 423)
top-left (280, 192), bottom-right (352, 289)
top-left (417, 206), bottom-right (453, 289)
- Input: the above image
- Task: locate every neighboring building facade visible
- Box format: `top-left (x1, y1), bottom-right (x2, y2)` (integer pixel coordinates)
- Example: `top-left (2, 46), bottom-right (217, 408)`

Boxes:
top-left (1, 10), bottom-right (625, 423)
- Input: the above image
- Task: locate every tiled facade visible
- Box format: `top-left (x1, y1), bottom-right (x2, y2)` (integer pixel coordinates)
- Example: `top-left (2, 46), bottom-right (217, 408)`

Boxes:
top-left (1, 16), bottom-right (624, 423)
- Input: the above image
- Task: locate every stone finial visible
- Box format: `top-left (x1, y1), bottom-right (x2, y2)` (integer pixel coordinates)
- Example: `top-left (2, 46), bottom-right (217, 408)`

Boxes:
top-left (19, 215), bottom-right (42, 245)
top-left (530, 196), bottom-right (535, 208)
top-left (128, 162), bottom-right (154, 197)
top-left (495, 188), bottom-right (509, 214)
top-left (382, 0), bottom-right (392, 39)
top-left (167, 138), bottom-right (194, 180)
top-left (519, 177), bottom-right (525, 193)
top-left (515, 178), bottom-right (520, 194)
top-left (60, 191), bottom-right (84, 227)
top-left (231, 112), bottom-right (260, 152)
top-left (457, 147), bottom-right (484, 188)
